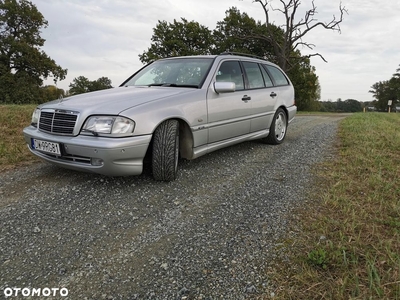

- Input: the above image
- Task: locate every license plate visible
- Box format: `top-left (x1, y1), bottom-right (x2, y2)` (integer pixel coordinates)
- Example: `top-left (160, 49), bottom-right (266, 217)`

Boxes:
top-left (32, 139), bottom-right (61, 155)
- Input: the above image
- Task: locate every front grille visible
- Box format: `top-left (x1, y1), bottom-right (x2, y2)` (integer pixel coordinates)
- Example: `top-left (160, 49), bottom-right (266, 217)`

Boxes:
top-left (39, 110), bottom-right (78, 135)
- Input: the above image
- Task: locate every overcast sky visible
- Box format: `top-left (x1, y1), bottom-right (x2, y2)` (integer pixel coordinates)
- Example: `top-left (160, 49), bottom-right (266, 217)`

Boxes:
top-left (30, 0), bottom-right (400, 102)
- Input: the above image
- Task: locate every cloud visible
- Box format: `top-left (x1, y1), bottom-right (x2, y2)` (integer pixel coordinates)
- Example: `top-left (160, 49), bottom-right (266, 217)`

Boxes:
top-left (31, 0), bottom-right (400, 101)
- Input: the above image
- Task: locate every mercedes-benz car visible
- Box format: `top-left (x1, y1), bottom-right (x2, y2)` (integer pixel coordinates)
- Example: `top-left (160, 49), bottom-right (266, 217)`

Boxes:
top-left (23, 53), bottom-right (297, 181)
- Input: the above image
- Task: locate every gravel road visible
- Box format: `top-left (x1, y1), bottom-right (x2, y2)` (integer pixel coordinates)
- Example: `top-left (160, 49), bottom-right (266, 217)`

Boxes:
top-left (0, 115), bottom-right (346, 299)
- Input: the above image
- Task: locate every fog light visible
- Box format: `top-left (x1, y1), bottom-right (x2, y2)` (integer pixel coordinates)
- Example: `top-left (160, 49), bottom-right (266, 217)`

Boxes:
top-left (91, 158), bottom-right (104, 166)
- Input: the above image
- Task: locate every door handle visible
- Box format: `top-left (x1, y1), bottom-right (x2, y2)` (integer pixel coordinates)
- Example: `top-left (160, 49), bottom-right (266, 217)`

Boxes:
top-left (270, 92), bottom-right (277, 98)
top-left (242, 95), bottom-right (251, 101)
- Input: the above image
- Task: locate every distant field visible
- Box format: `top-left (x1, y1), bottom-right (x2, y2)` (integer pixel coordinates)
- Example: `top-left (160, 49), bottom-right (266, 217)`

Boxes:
top-left (0, 104), bottom-right (39, 170)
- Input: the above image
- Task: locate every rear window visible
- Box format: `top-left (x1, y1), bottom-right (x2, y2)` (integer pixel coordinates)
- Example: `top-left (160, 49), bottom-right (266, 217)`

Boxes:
top-left (242, 62), bottom-right (265, 89)
top-left (264, 65), bottom-right (289, 86)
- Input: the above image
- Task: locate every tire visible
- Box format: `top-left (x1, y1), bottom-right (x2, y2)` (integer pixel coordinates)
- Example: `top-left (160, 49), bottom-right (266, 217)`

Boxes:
top-left (152, 120), bottom-right (180, 181)
top-left (262, 108), bottom-right (287, 145)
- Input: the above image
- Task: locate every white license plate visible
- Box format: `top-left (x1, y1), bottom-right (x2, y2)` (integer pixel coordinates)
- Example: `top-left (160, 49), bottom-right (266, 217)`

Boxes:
top-left (32, 139), bottom-right (61, 155)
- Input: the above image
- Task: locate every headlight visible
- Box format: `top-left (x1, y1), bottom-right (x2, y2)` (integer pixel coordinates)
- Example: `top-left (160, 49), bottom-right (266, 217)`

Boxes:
top-left (31, 108), bottom-right (40, 127)
top-left (81, 116), bottom-right (135, 136)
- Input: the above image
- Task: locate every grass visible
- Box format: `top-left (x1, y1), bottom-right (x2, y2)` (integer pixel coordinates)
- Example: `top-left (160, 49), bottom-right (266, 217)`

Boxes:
top-left (266, 112), bottom-right (400, 299)
top-left (0, 104), bottom-right (39, 170)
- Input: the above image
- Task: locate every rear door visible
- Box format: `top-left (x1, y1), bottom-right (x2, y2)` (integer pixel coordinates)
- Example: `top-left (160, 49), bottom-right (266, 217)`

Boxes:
top-left (241, 61), bottom-right (276, 133)
top-left (263, 64), bottom-right (294, 109)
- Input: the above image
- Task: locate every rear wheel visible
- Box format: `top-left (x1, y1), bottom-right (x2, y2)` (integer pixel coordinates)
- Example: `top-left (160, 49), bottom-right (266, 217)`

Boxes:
top-left (263, 108), bottom-right (287, 145)
top-left (152, 120), bottom-right (180, 181)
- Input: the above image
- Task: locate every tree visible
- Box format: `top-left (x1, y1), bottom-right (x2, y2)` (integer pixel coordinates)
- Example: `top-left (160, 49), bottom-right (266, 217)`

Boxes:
top-left (319, 98), bottom-right (362, 112)
top-left (69, 76), bottom-right (90, 95)
top-left (344, 99), bottom-right (362, 112)
top-left (213, 7), bottom-right (281, 59)
top-left (69, 76), bottom-right (113, 95)
top-left (252, 0), bottom-right (347, 72)
top-left (89, 76), bottom-right (113, 92)
top-left (369, 65), bottom-right (400, 111)
top-left (0, 0), bottom-right (67, 104)
top-left (286, 52), bottom-right (320, 110)
top-left (139, 18), bottom-right (215, 63)
top-left (40, 85), bottom-right (65, 103)
top-left (139, 6), bottom-right (323, 110)
top-left (319, 100), bottom-right (337, 112)
top-left (214, 8), bottom-right (320, 110)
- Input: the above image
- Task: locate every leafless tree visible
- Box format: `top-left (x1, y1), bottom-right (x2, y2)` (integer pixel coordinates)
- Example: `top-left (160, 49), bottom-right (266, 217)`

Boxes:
top-left (252, 0), bottom-right (347, 71)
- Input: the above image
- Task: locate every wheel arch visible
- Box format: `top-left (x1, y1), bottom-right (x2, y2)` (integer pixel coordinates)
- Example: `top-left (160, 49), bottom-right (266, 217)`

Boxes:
top-left (278, 105), bottom-right (289, 124)
top-left (176, 118), bottom-right (194, 160)
top-left (148, 117), bottom-right (194, 161)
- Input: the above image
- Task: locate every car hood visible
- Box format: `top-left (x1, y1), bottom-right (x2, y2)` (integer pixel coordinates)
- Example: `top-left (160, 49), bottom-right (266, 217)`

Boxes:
top-left (40, 86), bottom-right (196, 115)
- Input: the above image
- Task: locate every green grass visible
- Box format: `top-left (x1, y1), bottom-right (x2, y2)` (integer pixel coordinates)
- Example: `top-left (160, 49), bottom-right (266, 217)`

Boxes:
top-left (0, 104), bottom-right (39, 170)
top-left (267, 112), bottom-right (400, 299)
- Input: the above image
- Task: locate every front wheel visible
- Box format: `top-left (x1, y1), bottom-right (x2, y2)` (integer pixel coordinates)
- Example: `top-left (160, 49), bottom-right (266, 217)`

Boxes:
top-left (262, 108), bottom-right (287, 145)
top-left (152, 120), bottom-right (180, 181)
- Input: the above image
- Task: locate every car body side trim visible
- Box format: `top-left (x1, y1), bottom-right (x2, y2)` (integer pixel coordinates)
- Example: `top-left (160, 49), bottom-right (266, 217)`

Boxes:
top-left (190, 129), bottom-right (270, 159)
top-left (190, 111), bottom-right (275, 132)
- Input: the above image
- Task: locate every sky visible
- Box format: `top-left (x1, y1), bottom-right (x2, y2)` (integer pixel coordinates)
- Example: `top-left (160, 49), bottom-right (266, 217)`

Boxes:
top-left (29, 0), bottom-right (400, 102)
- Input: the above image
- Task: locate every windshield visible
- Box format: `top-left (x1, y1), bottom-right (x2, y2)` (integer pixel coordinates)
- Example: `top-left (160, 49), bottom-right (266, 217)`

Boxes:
top-left (123, 58), bottom-right (214, 88)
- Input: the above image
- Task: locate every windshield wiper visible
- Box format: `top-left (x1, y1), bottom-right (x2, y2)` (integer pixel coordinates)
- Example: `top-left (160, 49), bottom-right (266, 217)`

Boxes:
top-left (148, 83), bottom-right (198, 88)
top-left (147, 83), bottom-right (176, 87)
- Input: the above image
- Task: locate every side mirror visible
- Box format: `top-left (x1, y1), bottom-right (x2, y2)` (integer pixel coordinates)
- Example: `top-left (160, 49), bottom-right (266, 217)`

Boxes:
top-left (214, 82), bottom-right (236, 94)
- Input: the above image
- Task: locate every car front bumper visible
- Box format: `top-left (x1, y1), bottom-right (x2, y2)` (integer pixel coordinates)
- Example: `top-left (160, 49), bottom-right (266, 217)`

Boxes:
top-left (23, 126), bottom-right (152, 176)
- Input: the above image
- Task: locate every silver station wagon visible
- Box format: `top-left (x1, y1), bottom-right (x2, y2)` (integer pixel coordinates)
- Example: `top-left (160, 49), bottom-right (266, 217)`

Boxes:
top-left (23, 53), bottom-right (297, 181)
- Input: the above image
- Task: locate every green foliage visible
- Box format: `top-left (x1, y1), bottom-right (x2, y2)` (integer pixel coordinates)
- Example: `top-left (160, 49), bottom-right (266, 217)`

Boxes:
top-left (139, 18), bottom-right (214, 63)
top-left (69, 76), bottom-right (113, 95)
top-left (139, 7), bottom-right (320, 111)
top-left (307, 248), bottom-right (329, 269)
top-left (319, 99), bottom-right (363, 112)
top-left (337, 99), bottom-right (362, 112)
top-left (0, 0), bottom-right (67, 104)
top-left (40, 85), bottom-right (65, 103)
top-left (212, 7), bottom-right (280, 59)
top-left (286, 54), bottom-right (321, 111)
top-left (369, 65), bottom-right (400, 111)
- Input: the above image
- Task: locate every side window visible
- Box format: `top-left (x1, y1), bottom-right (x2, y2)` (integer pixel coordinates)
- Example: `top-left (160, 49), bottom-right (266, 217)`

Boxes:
top-left (216, 61), bottom-right (244, 90)
top-left (260, 65), bottom-right (274, 87)
top-left (242, 62), bottom-right (265, 89)
top-left (264, 65), bottom-right (289, 86)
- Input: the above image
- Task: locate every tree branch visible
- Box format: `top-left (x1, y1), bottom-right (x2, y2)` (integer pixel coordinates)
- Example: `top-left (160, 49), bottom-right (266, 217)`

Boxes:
top-left (303, 52), bottom-right (328, 63)
top-left (252, 0), bottom-right (347, 71)
top-left (252, 0), bottom-right (270, 24)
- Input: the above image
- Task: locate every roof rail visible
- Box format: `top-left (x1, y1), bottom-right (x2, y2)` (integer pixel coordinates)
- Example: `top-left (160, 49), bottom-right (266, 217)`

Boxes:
top-left (219, 52), bottom-right (266, 60)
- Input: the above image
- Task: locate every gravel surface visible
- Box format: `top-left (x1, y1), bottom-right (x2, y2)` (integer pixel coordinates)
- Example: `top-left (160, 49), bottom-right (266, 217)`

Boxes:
top-left (0, 115), bottom-right (345, 299)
